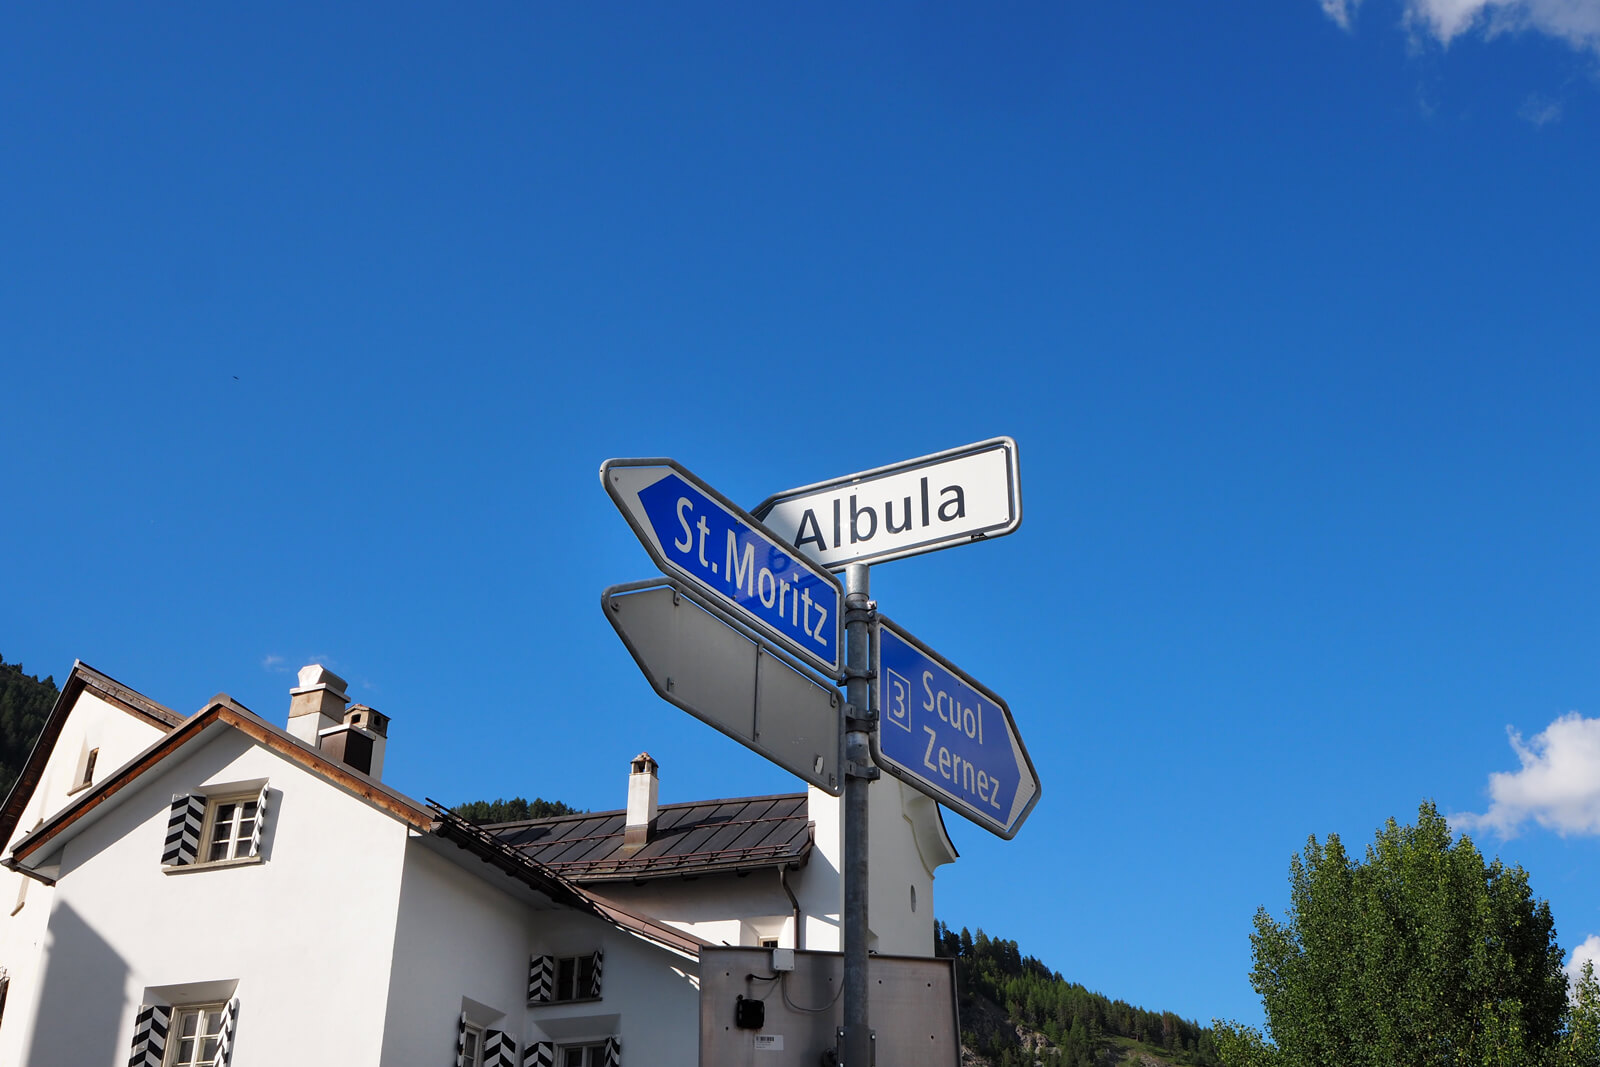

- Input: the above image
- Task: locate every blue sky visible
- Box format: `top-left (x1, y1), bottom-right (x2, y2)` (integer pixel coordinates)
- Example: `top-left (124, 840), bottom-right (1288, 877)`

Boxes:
top-left (4, 0), bottom-right (1599, 1030)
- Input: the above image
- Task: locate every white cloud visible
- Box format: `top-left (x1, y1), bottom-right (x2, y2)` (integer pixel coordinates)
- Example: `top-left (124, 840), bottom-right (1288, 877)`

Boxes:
top-left (1519, 92), bottom-right (1564, 124)
top-left (261, 654), bottom-right (290, 673)
top-left (1320, 0), bottom-right (1600, 53)
top-left (1404, 0), bottom-right (1495, 42)
top-left (1455, 714), bottom-right (1600, 837)
top-left (1569, 934), bottom-right (1600, 990)
top-left (1323, 0), bottom-right (1365, 30)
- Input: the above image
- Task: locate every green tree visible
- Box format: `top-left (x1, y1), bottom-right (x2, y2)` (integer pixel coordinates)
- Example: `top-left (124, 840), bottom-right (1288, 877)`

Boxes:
top-left (1218, 801), bottom-right (1569, 1067)
top-left (1563, 960), bottom-right (1600, 1067)
top-left (0, 656), bottom-right (58, 799)
top-left (451, 796), bottom-right (581, 823)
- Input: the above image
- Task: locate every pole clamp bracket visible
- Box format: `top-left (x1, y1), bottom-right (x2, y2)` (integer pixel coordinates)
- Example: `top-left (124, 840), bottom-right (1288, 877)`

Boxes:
top-left (843, 759), bottom-right (880, 781)
top-left (843, 704), bottom-right (877, 731)
top-left (843, 595), bottom-right (878, 627)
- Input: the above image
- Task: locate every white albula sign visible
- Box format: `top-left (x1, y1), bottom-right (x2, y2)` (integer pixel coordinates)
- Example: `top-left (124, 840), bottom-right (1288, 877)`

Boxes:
top-left (753, 438), bottom-right (1021, 570)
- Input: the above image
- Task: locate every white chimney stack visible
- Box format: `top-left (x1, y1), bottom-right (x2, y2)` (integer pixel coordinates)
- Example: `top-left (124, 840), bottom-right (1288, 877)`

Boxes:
top-left (624, 752), bottom-right (659, 849)
top-left (288, 664), bottom-right (349, 747)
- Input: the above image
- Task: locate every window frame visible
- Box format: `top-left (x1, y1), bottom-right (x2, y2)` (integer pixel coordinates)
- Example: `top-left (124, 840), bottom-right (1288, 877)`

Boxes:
top-left (66, 745), bottom-right (100, 796)
top-left (560, 1043), bottom-right (608, 1067)
top-left (164, 1001), bottom-right (228, 1067)
top-left (199, 793), bottom-right (261, 866)
top-left (461, 1021), bottom-right (485, 1067)
top-left (553, 954), bottom-right (598, 1003)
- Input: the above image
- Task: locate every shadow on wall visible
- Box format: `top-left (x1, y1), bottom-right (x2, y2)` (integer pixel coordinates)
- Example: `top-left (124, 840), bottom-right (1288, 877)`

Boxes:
top-left (798, 842), bottom-right (842, 951)
top-left (28, 899), bottom-right (130, 1067)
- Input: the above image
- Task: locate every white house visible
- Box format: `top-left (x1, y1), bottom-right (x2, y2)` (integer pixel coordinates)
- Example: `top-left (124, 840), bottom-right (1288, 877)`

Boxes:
top-left (0, 662), bottom-right (956, 1066)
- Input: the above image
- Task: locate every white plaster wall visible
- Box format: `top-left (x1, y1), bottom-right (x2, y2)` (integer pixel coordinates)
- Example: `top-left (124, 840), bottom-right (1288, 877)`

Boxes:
top-left (594, 778), bottom-right (947, 958)
top-left (528, 911), bottom-right (700, 1066)
top-left (590, 875), bottom-right (795, 949)
top-left (381, 841), bottom-right (702, 1066)
top-left (800, 780), bottom-right (946, 958)
top-left (20, 729), bottom-right (410, 1067)
top-left (866, 779), bottom-right (941, 956)
top-left (379, 842), bottom-right (545, 1063)
top-left (0, 690), bottom-right (169, 1067)
top-left (796, 786), bottom-right (844, 951)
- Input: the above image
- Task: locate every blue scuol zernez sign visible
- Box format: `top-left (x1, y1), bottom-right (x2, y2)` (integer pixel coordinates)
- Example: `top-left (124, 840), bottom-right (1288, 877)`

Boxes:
top-left (603, 461), bottom-right (843, 678)
top-left (875, 619), bottom-right (1039, 838)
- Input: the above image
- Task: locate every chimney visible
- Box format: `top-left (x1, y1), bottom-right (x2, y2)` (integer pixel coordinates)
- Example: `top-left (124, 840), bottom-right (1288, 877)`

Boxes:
top-left (624, 752), bottom-right (659, 849)
top-left (288, 665), bottom-right (349, 747)
top-left (320, 705), bottom-right (389, 779)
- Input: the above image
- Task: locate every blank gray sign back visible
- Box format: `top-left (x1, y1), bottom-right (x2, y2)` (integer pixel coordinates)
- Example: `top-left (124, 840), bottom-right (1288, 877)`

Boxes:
top-left (603, 582), bottom-right (844, 795)
top-left (699, 947), bottom-right (960, 1067)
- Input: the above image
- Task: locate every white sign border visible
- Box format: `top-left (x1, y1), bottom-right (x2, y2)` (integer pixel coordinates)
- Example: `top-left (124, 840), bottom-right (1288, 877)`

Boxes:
top-left (601, 456), bottom-right (846, 679)
top-left (869, 614), bottom-right (1041, 840)
top-left (752, 437), bottom-right (1022, 571)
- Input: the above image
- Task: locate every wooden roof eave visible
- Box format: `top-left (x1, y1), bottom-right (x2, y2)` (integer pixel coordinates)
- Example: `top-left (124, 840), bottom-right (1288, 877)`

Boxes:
top-left (7, 698), bottom-right (434, 874)
top-left (0, 662), bottom-right (184, 847)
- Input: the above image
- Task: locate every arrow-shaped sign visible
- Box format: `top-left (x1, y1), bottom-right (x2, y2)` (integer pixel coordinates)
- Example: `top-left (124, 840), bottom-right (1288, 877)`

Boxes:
top-left (872, 616), bottom-right (1040, 838)
top-left (602, 578), bottom-right (844, 795)
top-left (753, 437), bottom-right (1022, 570)
top-left (602, 458), bottom-right (844, 679)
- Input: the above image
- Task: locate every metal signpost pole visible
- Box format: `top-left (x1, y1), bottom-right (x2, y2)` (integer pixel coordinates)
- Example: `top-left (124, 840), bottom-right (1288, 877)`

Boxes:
top-left (841, 563), bottom-right (875, 1066)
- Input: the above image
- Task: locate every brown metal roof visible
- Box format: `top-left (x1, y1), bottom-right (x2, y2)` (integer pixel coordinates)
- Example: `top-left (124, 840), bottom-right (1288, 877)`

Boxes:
top-left (426, 804), bottom-right (707, 958)
top-left (484, 793), bottom-right (813, 883)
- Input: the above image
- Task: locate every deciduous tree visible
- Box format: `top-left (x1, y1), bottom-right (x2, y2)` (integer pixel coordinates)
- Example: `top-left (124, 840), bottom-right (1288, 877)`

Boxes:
top-left (1217, 802), bottom-right (1571, 1066)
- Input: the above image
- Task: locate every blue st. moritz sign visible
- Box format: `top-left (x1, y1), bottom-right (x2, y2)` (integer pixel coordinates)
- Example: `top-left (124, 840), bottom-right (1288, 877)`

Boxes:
top-left (602, 459), bottom-right (843, 678)
top-left (874, 617), bottom-right (1040, 838)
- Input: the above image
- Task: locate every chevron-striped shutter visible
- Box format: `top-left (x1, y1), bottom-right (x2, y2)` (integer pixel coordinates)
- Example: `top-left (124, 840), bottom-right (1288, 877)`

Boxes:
top-left (217, 997), bottom-right (239, 1065)
top-left (483, 1030), bottom-right (518, 1067)
top-left (528, 954), bottom-right (554, 1003)
top-left (127, 1003), bottom-right (172, 1067)
top-left (525, 1043), bottom-right (555, 1067)
top-left (456, 1010), bottom-right (468, 1067)
top-left (161, 794), bottom-right (206, 866)
top-left (588, 950), bottom-right (604, 999)
top-left (248, 783), bottom-right (269, 858)
top-left (603, 1036), bottom-right (621, 1067)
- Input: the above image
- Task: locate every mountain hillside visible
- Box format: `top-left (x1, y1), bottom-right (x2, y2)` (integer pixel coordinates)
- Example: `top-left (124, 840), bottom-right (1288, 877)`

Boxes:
top-left (937, 921), bottom-right (1219, 1067)
top-left (0, 656), bottom-right (57, 798)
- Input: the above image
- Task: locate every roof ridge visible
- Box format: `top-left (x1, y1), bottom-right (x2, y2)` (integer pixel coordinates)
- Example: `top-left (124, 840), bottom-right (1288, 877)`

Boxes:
top-left (73, 661), bottom-right (185, 726)
top-left (474, 790), bottom-right (810, 828)
top-left (8, 698), bottom-right (435, 878)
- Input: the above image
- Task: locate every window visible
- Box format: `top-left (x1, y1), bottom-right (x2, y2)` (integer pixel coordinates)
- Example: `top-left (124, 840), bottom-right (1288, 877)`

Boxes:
top-left (760, 938), bottom-right (779, 949)
top-left (461, 1021), bottom-right (484, 1067)
top-left (563, 1044), bottom-right (607, 1067)
top-left (128, 998), bottom-right (238, 1067)
top-left (458, 1013), bottom-right (518, 1067)
top-left (80, 748), bottom-right (99, 788)
top-left (167, 1004), bottom-right (227, 1066)
top-left (529, 951), bottom-right (603, 1004)
top-left (202, 796), bottom-right (259, 863)
top-left (529, 1038), bottom-right (619, 1067)
top-left (556, 955), bottom-right (597, 1002)
top-left (162, 785), bottom-right (269, 869)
